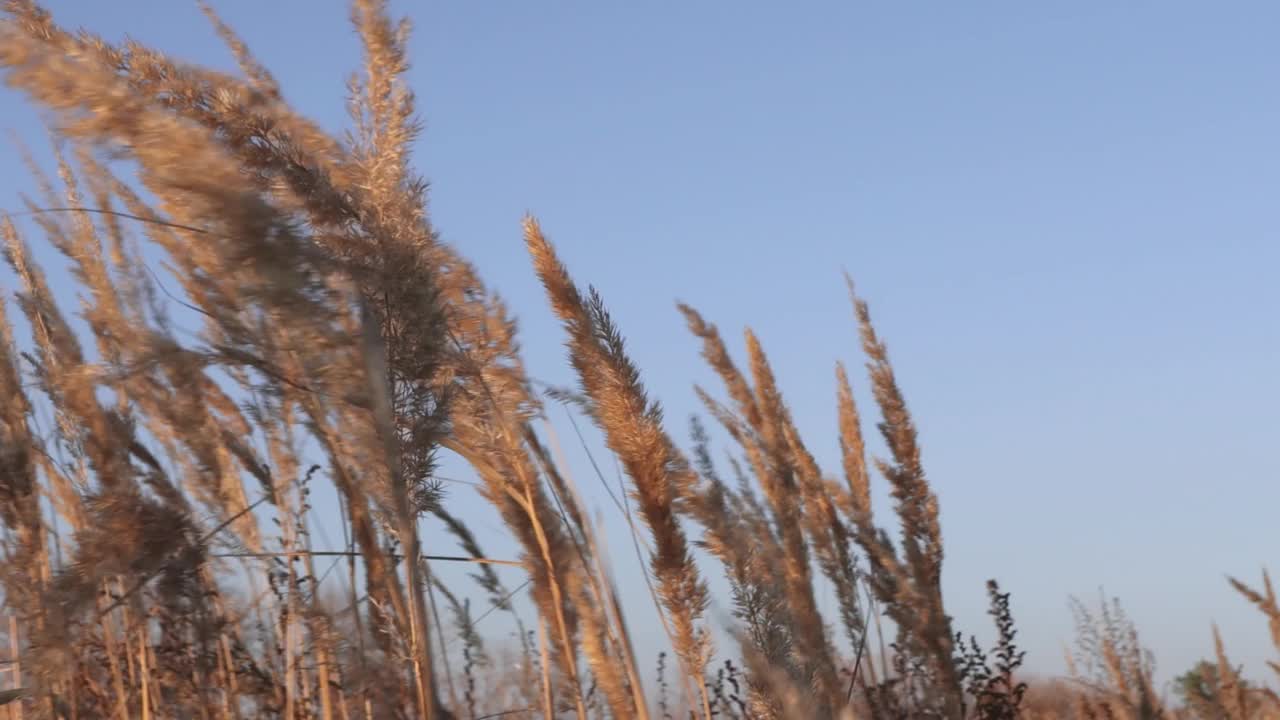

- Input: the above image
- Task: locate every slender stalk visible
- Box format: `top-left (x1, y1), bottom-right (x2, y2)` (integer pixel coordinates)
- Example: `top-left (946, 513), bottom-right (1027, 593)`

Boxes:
top-left (7, 618), bottom-right (20, 720)
top-left (137, 634), bottom-right (150, 720)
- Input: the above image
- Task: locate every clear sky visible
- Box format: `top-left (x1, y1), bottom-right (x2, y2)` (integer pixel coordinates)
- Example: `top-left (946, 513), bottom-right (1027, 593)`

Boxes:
top-left (3, 0), bottom-right (1279, 690)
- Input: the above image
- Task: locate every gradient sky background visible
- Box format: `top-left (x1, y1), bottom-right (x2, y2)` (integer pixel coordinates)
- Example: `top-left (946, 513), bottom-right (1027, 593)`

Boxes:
top-left (3, 0), bottom-right (1279, 691)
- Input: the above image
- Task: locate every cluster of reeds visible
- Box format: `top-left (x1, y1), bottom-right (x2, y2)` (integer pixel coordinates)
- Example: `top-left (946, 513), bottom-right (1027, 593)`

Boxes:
top-left (0, 1), bottom-right (1276, 718)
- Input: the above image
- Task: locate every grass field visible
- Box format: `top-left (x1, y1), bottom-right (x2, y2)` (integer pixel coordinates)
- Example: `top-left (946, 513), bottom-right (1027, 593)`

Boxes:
top-left (0, 1), bottom-right (1275, 718)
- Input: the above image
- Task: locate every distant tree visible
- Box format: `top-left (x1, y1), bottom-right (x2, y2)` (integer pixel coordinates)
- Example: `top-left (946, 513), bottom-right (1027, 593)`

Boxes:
top-left (1174, 659), bottom-right (1253, 720)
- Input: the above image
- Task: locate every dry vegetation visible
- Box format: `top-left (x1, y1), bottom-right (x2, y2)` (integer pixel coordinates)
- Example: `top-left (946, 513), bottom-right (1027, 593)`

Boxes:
top-left (0, 1), bottom-right (1275, 718)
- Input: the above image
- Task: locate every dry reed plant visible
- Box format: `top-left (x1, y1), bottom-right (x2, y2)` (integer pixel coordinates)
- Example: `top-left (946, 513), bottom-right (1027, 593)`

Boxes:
top-left (0, 2), bottom-right (1277, 719)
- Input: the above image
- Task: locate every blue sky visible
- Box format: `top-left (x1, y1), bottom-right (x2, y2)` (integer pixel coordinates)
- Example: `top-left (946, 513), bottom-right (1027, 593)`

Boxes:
top-left (3, 0), bottom-right (1279, 689)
